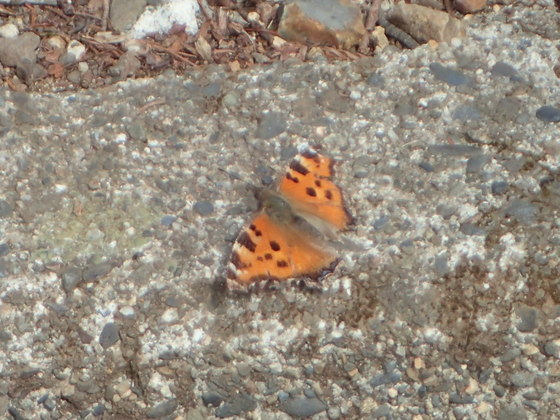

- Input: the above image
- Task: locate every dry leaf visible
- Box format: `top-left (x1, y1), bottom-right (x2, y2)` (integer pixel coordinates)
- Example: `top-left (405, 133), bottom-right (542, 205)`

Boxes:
top-left (228, 60), bottom-right (240, 72)
top-left (195, 36), bottom-right (214, 62)
top-left (48, 63), bottom-right (65, 78)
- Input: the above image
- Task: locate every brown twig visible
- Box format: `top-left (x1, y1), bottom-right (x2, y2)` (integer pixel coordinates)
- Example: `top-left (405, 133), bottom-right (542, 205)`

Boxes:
top-left (102, 0), bottom-right (110, 31)
top-left (378, 15), bottom-right (420, 49)
top-left (138, 99), bottom-right (166, 113)
top-left (145, 40), bottom-right (198, 64)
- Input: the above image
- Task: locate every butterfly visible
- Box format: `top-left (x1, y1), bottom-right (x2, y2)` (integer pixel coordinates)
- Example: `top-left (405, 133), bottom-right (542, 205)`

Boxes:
top-left (226, 147), bottom-right (353, 291)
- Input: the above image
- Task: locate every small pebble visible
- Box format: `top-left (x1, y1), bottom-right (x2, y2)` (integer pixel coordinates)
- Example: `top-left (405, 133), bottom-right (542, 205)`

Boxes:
top-left (536, 105), bottom-right (560, 122)
top-left (516, 305), bottom-right (538, 332)
top-left (544, 339), bottom-right (560, 358)
top-left (202, 392), bottom-right (224, 407)
top-left (160, 215), bottom-right (176, 227)
top-left (193, 201), bottom-right (214, 216)
top-left (279, 397), bottom-right (327, 418)
top-left (429, 63), bottom-right (470, 86)
top-left (215, 394), bottom-right (256, 418)
top-left (504, 199), bottom-right (537, 225)
top-left (146, 399), bottom-right (178, 418)
top-left (491, 62), bottom-right (522, 82)
top-left (491, 181), bottom-right (508, 195)
top-left (99, 322), bottom-right (120, 349)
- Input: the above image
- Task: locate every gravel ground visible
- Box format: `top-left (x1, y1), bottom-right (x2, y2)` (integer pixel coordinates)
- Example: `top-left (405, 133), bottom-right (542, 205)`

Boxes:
top-left (1, 2), bottom-right (560, 419)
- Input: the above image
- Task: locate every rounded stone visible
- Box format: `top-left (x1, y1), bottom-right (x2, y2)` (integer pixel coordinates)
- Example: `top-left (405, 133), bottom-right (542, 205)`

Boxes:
top-left (193, 201), bottom-right (214, 216)
top-left (536, 105), bottom-right (560, 122)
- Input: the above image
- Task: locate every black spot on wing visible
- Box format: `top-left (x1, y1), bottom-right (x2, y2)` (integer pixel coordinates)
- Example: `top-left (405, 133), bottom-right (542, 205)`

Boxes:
top-left (290, 160), bottom-right (310, 176)
top-left (237, 231), bottom-right (256, 253)
top-left (270, 241), bottom-right (281, 251)
top-left (277, 260), bottom-right (288, 268)
top-left (231, 251), bottom-right (249, 269)
top-left (325, 189), bottom-right (333, 200)
top-left (264, 253), bottom-right (272, 260)
top-left (306, 187), bottom-right (317, 197)
top-left (315, 180), bottom-right (322, 187)
top-left (249, 224), bottom-right (262, 237)
top-left (285, 172), bottom-right (299, 183)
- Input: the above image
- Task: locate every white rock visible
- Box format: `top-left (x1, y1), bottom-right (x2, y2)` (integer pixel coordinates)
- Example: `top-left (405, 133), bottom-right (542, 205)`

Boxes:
top-left (47, 35), bottom-right (66, 50)
top-left (67, 40), bottom-right (86, 62)
top-left (0, 23), bottom-right (19, 38)
top-left (130, 0), bottom-right (199, 39)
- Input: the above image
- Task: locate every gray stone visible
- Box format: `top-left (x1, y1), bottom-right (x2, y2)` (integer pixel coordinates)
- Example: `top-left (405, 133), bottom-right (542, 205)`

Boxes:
top-left (494, 385), bottom-right (506, 398)
top-left (510, 372), bottom-right (535, 387)
top-left (544, 339), bottom-right (560, 358)
top-left (466, 154), bottom-right (489, 174)
top-left (278, 0), bottom-right (366, 49)
top-left (0, 199), bottom-right (13, 218)
top-left (367, 73), bottom-right (385, 87)
top-left (61, 267), bottom-right (84, 293)
top-left (109, 52), bottom-right (141, 78)
top-left (92, 404), bottom-right (106, 416)
top-left (449, 393), bottom-right (475, 404)
top-left (427, 144), bottom-right (479, 156)
top-left (372, 404), bottom-right (392, 417)
top-left (201, 82), bottom-right (221, 98)
top-left (99, 322), bottom-right (120, 349)
top-left (193, 201), bottom-right (214, 216)
top-left (370, 372), bottom-right (401, 387)
top-left (436, 204), bottom-right (457, 219)
top-left (255, 112), bottom-right (287, 139)
top-left (460, 223), bottom-right (486, 236)
top-left (429, 63), bottom-right (470, 86)
top-left (418, 161), bottom-right (434, 172)
top-left (160, 215), bottom-right (177, 227)
top-left (201, 392), bottom-right (223, 407)
top-left (386, 3), bottom-right (466, 43)
top-left (215, 394), bottom-right (256, 418)
top-left (453, 104), bottom-right (482, 121)
top-left (126, 120), bottom-right (147, 141)
top-left (536, 105), bottom-right (560, 122)
top-left (516, 305), bottom-right (538, 332)
top-left (0, 32), bottom-right (46, 82)
top-left (83, 262), bottom-right (114, 282)
top-left (110, 0), bottom-right (147, 32)
top-left (279, 397), bottom-right (327, 418)
top-left (434, 253), bottom-right (450, 276)
top-left (504, 199), bottom-right (537, 225)
top-left (491, 62), bottom-right (522, 82)
top-left (0, 32), bottom-right (39, 67)
top-left (373, 215), bottom-right (389, 230)
top-left (147, 399), bottom-right (178, 418)
top-left (0, 243), bottom-right (8, 257)
top-left (491, 181), bottom-right (508, 195)
top-left (352, 155), bottom-right (374, 178)
top-left (501, 348), bottom-right (521, 363)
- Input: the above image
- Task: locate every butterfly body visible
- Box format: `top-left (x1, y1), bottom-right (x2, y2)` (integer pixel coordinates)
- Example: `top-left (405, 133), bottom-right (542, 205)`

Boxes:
top-left (227, 148), bottom-right (352, 290)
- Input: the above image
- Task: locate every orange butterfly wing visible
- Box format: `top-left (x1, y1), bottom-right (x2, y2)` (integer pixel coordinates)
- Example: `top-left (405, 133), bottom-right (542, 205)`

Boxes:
top-left (227, 212), bottom-right (336, 288)
top-left (279, 150), bottom-right (352, 230)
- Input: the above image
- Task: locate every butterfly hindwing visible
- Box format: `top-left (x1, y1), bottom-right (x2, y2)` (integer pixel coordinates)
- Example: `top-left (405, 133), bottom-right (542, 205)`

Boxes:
top-left (227, 212), bottom-right (336, 288)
